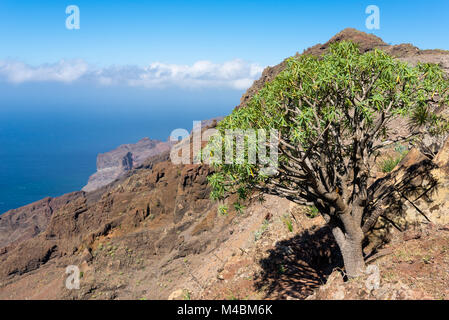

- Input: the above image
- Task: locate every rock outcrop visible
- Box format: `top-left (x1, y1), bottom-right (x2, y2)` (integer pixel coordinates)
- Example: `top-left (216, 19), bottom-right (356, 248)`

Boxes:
top-left (0, 192), bottom-right (82, 249)
top-left (82, 138), bottom-right (173, 192)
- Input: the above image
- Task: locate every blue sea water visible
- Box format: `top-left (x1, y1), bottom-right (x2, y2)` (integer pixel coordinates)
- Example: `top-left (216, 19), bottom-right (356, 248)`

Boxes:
top-left (0, 97), bottom-right (237, 214)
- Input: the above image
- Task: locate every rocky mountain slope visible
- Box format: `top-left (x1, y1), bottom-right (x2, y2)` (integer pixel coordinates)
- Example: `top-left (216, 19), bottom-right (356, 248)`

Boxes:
top-left (1, 29), bottom-right (448, 300)
top-left (0, 192), bottom-right (82, 249)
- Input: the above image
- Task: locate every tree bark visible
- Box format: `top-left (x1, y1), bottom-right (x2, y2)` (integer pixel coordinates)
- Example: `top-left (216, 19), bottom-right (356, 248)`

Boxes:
top-left (330, 213), bottom-right (366, 278)
top-left (337, 233), bottom-right (366, 278)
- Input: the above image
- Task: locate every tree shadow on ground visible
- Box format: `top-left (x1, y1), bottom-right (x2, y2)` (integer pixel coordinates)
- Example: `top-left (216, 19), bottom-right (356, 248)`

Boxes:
top-left (365, 155), bottom-right (439, 246)
top-left (254, 226), bottom-right (343, 299)
top-left (374, 157), bottom-right (438, 218)
top-left (255, 154), bottom-right (439, 300)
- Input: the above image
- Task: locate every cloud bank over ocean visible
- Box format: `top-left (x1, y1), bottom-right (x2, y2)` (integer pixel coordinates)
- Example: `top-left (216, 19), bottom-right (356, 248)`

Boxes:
top-left (0, 59), bottom-right (264, 90)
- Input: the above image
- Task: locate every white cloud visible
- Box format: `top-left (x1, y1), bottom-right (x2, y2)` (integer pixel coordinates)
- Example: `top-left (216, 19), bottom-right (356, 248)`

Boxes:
top-left (0, 58), bottom-right (264, 90)
top-left (0, 59), bottom-right (88, 83)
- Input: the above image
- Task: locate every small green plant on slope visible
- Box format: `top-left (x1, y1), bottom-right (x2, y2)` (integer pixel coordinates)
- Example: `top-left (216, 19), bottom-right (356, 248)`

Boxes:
top-left (207, 41), bottom-right (449, 278)
top-left (278, 264), bottom-right (286, 274)
top-left (379, 143), bottom-right (409, 173)
top-left (233, 202), bottom-right (245, 214)
top-left (218, 204), bottom-right (228, 216)
top-left (379, 157), bottom-right (401, 173)
top-left (254, 219), bottom-right (270, 241)
top-left (183, 290), bottom-right (191, 300)
top-left (304, 206), bottom-right (320, 218)
top-left (282, 213), bottom-right (294, 232)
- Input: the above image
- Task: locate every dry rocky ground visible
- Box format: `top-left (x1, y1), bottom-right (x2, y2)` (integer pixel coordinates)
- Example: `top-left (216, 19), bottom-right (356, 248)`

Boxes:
top-left (1, 29), bottom-right (449, 300)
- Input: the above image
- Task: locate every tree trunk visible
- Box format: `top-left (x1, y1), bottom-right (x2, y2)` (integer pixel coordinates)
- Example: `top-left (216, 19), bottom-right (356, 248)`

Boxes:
top-left (338, 235), bottom-right (365, 278)
top-left (330, 218), bottom-right (366, 278)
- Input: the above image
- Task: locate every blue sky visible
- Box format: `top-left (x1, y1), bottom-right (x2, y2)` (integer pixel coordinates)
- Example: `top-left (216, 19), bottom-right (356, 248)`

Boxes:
top-left (1, 0), bottom-right (448, 66)
top-left (0, 0), bottom-right (448, 104)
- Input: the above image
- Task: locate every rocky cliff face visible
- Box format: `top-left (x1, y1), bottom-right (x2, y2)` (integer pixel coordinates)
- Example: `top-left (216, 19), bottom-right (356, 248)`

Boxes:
top-left (1, 29), bottom-right (448, 300)
top-left (82, 138), bottom-right (173, 192)
top-left (0, 192), bottom-right (82, 249)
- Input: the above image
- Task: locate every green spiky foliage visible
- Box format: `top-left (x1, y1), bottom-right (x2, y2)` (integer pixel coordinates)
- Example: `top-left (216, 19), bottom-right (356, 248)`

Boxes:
top-left (205, 41), bottom-right (449, 277)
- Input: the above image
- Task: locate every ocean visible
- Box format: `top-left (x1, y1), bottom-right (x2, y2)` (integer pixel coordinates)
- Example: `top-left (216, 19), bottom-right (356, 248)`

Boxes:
top-left (0, 104), bottom-right (233, 214)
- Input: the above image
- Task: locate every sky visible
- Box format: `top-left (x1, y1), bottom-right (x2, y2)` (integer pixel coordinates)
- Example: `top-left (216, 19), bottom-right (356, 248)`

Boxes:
top-left (0, 0), bottom-right (448, 96)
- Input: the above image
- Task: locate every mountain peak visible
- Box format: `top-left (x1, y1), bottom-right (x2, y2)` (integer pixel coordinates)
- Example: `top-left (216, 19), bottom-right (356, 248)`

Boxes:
top-left (302, 28), bottom-right (388, 55)
top-left (328, 28), bottom-right (386, 45)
